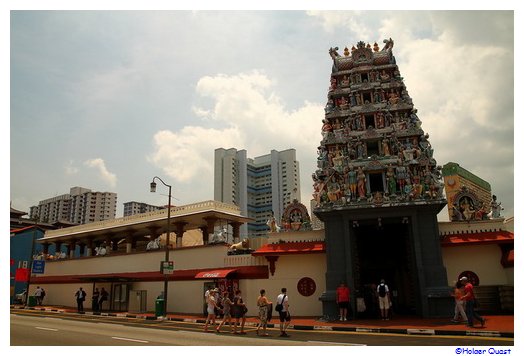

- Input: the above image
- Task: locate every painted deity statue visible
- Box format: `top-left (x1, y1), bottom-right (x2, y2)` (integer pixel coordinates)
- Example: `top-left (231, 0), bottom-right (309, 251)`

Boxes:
top-left (490, 195), bottom-right (504, 218)
top-left (346, 166), bottom-right (357, 199)
top-left (357, 167), bottom-right (367, 200)
top-left (386, 165), bottom-right (397, 196)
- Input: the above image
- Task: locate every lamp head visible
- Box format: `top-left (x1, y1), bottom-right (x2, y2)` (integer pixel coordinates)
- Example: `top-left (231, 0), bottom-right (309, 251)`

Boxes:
top-left (150, 181), bottom-right (157, 193)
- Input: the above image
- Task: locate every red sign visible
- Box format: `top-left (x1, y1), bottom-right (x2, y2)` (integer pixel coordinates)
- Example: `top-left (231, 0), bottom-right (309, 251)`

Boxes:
top-left (15, 268), bottom-right (29, 282)
top-left (297, 277), bottom-right (316, 297)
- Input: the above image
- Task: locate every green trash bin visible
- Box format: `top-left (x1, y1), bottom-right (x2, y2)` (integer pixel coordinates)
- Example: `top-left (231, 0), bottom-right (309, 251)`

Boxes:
top-left (27, 296), bottom-right (37, 307)
top-left (155, 299), bottom-right (165, 317)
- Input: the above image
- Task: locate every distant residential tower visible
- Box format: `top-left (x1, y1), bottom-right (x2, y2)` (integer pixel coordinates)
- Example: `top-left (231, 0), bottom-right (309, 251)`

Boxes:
top-left (30, 187), bottom-right (117, 225)
top-left (123, 201), bottom-right (164, 217)
top-left (214, 148), bottom-right (300, 237)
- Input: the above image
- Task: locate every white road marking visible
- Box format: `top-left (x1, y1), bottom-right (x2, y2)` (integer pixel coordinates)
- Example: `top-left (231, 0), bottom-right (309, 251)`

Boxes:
top-left (111, 336), bottom-right (149, 344)
top-left (308, 340), bottom-right (367, 346)
top-left (36, 327), bottom-right (58, 331)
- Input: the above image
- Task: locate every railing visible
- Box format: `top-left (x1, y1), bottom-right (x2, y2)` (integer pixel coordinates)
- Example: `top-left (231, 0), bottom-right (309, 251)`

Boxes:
top-left (224, 255), bottom-right (266, 267)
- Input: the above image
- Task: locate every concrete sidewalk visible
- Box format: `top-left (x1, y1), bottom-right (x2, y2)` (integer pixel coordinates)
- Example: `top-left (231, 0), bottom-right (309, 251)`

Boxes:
top-left (11, 305), bottom-right (514, 339)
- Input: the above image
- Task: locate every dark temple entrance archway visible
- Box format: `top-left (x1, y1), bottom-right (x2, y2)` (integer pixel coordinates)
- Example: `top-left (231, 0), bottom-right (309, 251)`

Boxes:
top-left (354, 221), bottom-right (417, 317)
top-left (315, 202), bottom-right (452, 319)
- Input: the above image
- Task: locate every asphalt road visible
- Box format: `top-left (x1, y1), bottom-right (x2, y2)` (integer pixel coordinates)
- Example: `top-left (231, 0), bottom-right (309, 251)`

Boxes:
top-left (10, 309), bottom-right (514, 347)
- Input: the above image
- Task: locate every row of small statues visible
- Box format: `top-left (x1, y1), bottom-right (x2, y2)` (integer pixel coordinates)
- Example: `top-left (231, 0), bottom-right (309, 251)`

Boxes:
top-left (329, 69), bottom-right (400, 92)
top-left (318, 134), bottom-right (433, 171)
top-left (329, 38), bottom-right (395, 59)
top-left (451, 195), bottom-right (504, 221)
top-left (323, 109), bottom-right (421, 135)
top-left (325, 89), bottom-right (413, 115)
top-left (313, 164), bottom-right (443, 207)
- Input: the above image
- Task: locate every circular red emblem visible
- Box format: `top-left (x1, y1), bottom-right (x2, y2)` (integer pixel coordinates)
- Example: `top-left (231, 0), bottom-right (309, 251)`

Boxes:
top-left (297, 277), bottom-right (316, 297)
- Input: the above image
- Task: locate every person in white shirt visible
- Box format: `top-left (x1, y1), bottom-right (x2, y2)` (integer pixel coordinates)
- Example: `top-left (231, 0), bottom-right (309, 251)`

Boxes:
top-left (204, 290), bottom-right (220, 332)
top-left (377, 279), bottom-right (390, 320)
top-left (276, 287), bottom-right (291, 337)
top-left (34, 286), bottom-right (43, 306)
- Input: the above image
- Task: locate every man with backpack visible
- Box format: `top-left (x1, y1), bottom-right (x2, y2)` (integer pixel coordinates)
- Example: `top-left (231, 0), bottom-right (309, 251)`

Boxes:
top-left (377, 279), bottom-right (390, 320)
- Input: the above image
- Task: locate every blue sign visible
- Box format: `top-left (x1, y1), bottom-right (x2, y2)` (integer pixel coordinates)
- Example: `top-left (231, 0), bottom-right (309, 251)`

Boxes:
top-left (32, 260), bottom-right (45, 274)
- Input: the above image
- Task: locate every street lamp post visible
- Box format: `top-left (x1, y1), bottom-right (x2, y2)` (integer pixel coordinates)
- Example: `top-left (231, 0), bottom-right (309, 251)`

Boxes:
top-left (150, 176), bottom-right (172, 317)
top-left (25, 216), bottom-right (39, 305)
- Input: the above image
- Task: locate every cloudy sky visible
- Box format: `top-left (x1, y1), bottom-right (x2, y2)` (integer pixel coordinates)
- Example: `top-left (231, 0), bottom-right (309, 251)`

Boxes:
top-left (8, 9), bottom-right (516, 221)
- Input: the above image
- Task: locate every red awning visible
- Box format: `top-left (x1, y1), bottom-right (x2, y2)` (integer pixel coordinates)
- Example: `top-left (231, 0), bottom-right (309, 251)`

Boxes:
top-left (252, 241), bottom-right (325, 256)
top-left (194, 268), bottom-right (238, 279)
top-left (441, 231), bottom-right (514, 246)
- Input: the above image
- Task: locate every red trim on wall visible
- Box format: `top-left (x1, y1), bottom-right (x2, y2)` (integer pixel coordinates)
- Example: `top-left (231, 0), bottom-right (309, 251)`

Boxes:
top-left (30, 265), bottom-right (268, 284)
top-left (252, 241), bottom-right (325, 256)
top-left (441, 231), bottom-right (513, 247)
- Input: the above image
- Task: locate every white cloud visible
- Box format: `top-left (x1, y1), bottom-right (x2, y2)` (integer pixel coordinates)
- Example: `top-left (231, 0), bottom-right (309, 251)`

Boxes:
top-left (307, 10), bottom-right (374, 40)
top-left (84, 158), bottom-right (117, 188)
top-left (149, 70), bottom-right (323, 205)
top-left (64, 160), bottom-right (79, 175)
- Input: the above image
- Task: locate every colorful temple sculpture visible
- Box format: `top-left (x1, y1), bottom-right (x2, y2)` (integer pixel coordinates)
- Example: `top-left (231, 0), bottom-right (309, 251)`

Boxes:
top-left (313, 39), bottom-right (451, 318)
top-left (313, 38), bottom-right (444, 208)
top-left (442, 162), bottom-right (504, 221)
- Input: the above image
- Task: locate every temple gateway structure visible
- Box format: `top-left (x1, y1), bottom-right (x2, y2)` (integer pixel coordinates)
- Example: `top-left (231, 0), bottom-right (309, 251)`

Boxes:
top-left (312, 39), bottom-right (450, 318)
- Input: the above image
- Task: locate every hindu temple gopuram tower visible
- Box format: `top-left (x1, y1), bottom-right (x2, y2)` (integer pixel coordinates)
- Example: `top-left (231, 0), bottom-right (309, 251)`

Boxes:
top-left (312, 39), bottom-right (451, 318)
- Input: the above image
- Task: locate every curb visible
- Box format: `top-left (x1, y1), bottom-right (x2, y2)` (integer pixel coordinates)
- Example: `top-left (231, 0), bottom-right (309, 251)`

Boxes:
top-left (10, 306), bottom-right (513, 338)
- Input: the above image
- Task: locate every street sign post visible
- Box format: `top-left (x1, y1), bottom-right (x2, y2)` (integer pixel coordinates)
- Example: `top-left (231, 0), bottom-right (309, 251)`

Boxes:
top-left (160, 261), bottom-right (174, 275)
top-left (32, 260), bottom-right (45, 274)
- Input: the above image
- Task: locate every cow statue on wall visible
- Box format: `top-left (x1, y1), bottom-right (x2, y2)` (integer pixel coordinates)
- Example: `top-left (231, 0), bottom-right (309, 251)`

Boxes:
top-left (227, 238), bottom-right (252, 255)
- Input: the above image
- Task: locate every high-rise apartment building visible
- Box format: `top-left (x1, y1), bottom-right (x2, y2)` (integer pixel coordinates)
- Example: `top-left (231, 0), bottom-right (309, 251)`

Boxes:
top-left (123, 201), bottom-right (164, 217)
top-left (214, 148), bottom-right (300, 237)
top-left (30, 187), bottom-right (117, 225)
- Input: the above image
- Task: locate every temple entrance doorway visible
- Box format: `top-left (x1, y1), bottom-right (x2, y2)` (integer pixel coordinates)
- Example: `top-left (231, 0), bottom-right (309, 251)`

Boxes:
top-left (354, 220), bottom-right (417, 317)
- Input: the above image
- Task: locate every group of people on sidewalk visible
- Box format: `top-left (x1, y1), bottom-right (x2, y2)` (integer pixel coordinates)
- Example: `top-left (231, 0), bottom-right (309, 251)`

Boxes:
top-left (336, 279), bottom-right (392, 322)
top-left (337, 276), bottom-right (486, 328)
top-left (451, 276), bottom-right (486, 328)
top-left (203, 287), bottom-right (291, 337)
top-left (74, 287), bottom-right (108, 313)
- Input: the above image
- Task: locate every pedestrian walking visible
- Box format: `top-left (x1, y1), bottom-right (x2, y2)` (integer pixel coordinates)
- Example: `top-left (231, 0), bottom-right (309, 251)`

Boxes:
top-left (34, 286), bottom-right (43, 306)
top-left (75, 287), bottom-right (87, 312)
top-left (92, 288), bottom-right (100, 311)
top-left (216, 291), bottom-right (234, 333)
top-left (460, 276), bottom-right (486, 327)
top-left (451, 280), bottom-right (467, 323)
top-left (232, 290), bottom-right (247, 334)
top-left (256, 289), bottom-right (272, 336)
top-left (336, 281), bottom-right (350, 321)
top-left (377, 279), bottom-right (390, 320)
top-left (276, 287), bottom-right (291, 337)
top-left (204, 289), bottom-right (220, 332)
top-left (99, 287), bottom-right (109, 311)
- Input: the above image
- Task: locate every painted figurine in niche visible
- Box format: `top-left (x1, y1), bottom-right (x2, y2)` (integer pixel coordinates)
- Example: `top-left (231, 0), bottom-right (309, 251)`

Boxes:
top-left (386, 165), bottom-right (397, 196)
top-left (324, 99), bottom-right (335, 114)
top-left (346, 166), bottom-right (358, 199)
top-left (339, 96), bottom-right (349, 110)
top-left (396, 165), bottom-right (408, 193)
top-left (321, 119), bottom-right (333, 139)
top-left (312, 174), bottom-right (327, 207)
top-left (459, 196), bottom-right (476, 220)
top-left (357, 167), bottom-right (367, 200)
top-left (381, 137), bottom-right (391, 156)
top-left (490, 195), bottom-right (504, 218)
top-left (327, 175), bottom-right (342, 203)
